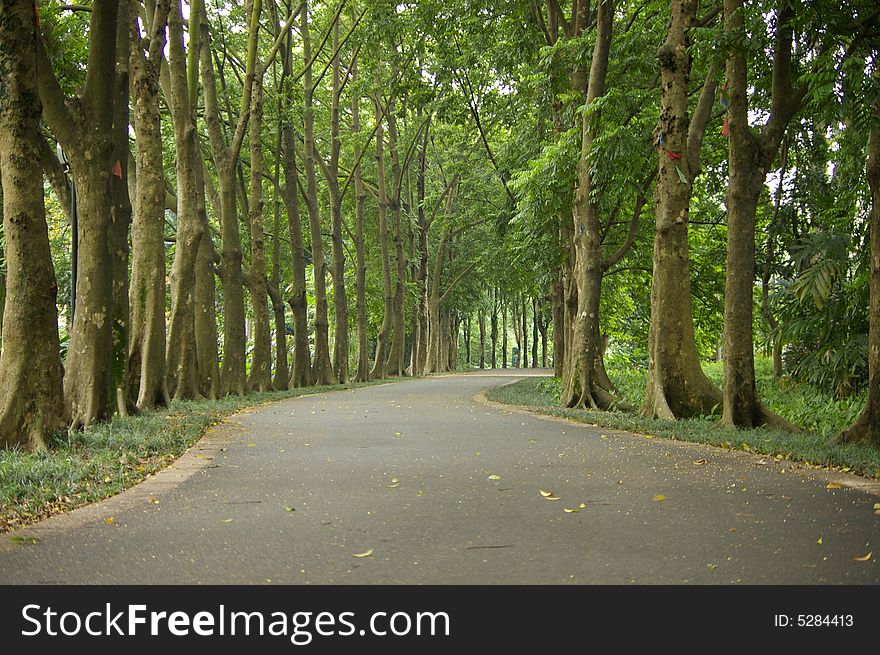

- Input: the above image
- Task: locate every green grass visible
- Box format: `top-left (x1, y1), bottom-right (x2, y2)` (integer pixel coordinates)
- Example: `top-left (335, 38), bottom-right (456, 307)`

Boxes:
top-left (0, 380), bottom-right (393, 532)
top-left (486, 360), bottom-right (880, 480)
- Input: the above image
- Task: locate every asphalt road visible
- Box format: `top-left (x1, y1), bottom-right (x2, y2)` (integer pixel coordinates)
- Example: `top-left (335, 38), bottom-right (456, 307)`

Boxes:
top-left (1, 370), bottom-right (878, 584)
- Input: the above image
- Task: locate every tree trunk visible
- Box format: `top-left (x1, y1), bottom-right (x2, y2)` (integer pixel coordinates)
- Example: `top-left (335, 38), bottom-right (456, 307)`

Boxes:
top-left (200, 0), bottom-right (262, 396)
top-left (501, 294), bottom-right (507, 369)
top-left (246, 76), bottom-right (273, 392)
top-left (371, 98), bottom-right (393, 380)
top-left (271, 91), bottom-right (289, 391)
top-left (36, 0), bottom-right (120, 427)
top-left (642, 0), bottom-right (721, 420)
top-left (536, 297), bottom-right (548, 368)
top-left (194, 161), bottom-right (220, 400)
top-left (836, 119), bottom-right (880, 445)
top-left (551, 273), bottom-right (564, 376)
top-left (349, 63), bottom-right (370, 382)
top-left (463, 314), bottom-right (471, 367)
top-left (128, 3), bottom-right (170, 410)
top-left (387, 106), bottom-right (407, 377)
top-left (490, 290), bottom-right (498, 368)
top-left (479, 309), bottom-right (486, 369)
top-left (562, 0), bottom-right (612, 409)
top-left (165, 0), bottom-right (205, 401)
top-left (278, 26), bottom-right (312, 389)
top-left (326, 21), bottom-right (349, 384)
top-left (721, 0), bottom-right (798, 430)
top-left (110, 0), bottom-right (132, 415)
top-left (0, 0), bottom-right (66, 449)
top-left (301, 2), bottom-right (335, 386)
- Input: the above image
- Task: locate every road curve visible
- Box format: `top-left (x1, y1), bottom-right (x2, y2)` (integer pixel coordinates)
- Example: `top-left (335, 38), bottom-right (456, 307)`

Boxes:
top-left (1, 370), bottom-right (878, 584)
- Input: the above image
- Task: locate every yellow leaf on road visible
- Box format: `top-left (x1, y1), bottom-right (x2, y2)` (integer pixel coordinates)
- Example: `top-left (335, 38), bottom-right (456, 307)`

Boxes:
top-left (352, 549), bottom-right (374, 558)
top-left (564, 503), bottom-right (587, 513)
top-left (826, 482), bottom-right (842, 489)
top-left (852, 552), bottom-right (873, 562)
top-left (693, 459), bottom-right (708, 465)
top-left (488, 474), bottom-right (501, 481)
top-left (539, 490), bottom-right (553, 497)
top-left (220, 518), bottom-right (233, 524)
top-left (652, 494), bottom-right (667, 502)
top-left (817, 537), bottom-right (823, 545)
top-left (104, 517), bottom-right (114, 525)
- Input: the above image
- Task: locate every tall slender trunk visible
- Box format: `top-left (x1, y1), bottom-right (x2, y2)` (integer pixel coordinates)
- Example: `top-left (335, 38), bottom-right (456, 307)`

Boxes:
top-left (271, 88), bottom-right (289, 391)
top-left (352, 61), bottom-right (370, 382)
top-left (387, 105), bottom-right (406, 377)
top-left (326, 21), bottom-right (349, 383)
top-left (532, 296), bottom-right (539, 367)
top-left (278, 26), bottom-right (311, 388)
top-left (0, 0), bottom-right (66, 449)
top-left (128, 2), bottom-right (170, 409)
top-left (301, 2), bottom-right (335, 385)
top-left (490, 290), bottom-right (498, 369)
top-left (463, 314), bottom-right (471, 367)
top-left (562, 0), bottom-right (612, 409)
top-left (165, 0), bottom-right (205, 401)
top-left (501, 294), bottom-right (508, 368)
top-left (642, 0), bottom-right (721, 419)
top-left (371, 96), bottom-right (393, 380)
top-left (479, 309), bottom-right (486, 369)
top-left (200, 0), bottom-right (262, 396)
top-left (110, 0), bottom-right (132, 415)
top-left (246, 76), bottom-right (273, 391)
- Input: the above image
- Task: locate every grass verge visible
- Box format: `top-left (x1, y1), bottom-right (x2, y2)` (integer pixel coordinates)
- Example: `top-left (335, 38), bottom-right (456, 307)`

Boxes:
top-left (486, 369), bottom-right (880, 481)
top-left (0, 380), bottom-right (394, 532)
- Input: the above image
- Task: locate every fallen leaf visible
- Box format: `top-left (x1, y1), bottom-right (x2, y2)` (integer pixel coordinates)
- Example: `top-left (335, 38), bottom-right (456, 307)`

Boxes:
top-left (149, 498), bottom-right (160, 505)
top-left (474, 451), bottom-right (481, 456)
top-left (852, 552), bottom-right (872, 562)
top-left (563, 507), bottom-right (580, 513)
top-left (104, 517), bottom-right (114, 525)
top-left (387, 482), bottom-right (400, 488)
top-left (826, 482), bottom-right (842, 489)
top-left (600, 435), bottom-right (608, 440)
top-left (284, 506), bottom-right (296, 512)
top-left (693, 459), bottom-right (708, 465)
top-left (873, 503), bottom-right (880, 510)
top-left (352, 549), bottom-right (373, 558)
top-left (645, 435), bottom-right (654, 440)
top-left (247, 443), bottom-right (256, 448)
top-left (220, 518), bottom-right (233, 524)
top-left (10, 536), bottom-right (39, 545)
top-left (539, 490), bottom-right (554, 497)
top-left (652, 494), bottom-right (667, 502)
top-left (741, 443), bottom-right (751, 452)
top-left (544, 495), bottom-right (561, 501)
top-left (488, 474), bottom-right (501, 481)
top-left (841, 467), bottom-right (851, 472)
top-left (817, 537), bottom-right (823, 545)
top-left (707, 563), bottom-right (717, 570)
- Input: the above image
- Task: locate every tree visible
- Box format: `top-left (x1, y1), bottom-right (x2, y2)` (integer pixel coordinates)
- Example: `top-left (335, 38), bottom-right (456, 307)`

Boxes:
top-left (720, 0), bottom-right (803, 429)
top-left (36, 0), bottom-right (121, 428)
top-left (0, 0), bottom-right (66, 449)
top-left (128, 0), bottom-right (171, 410)
top-left (642, 0), bottom-right (722, 420)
